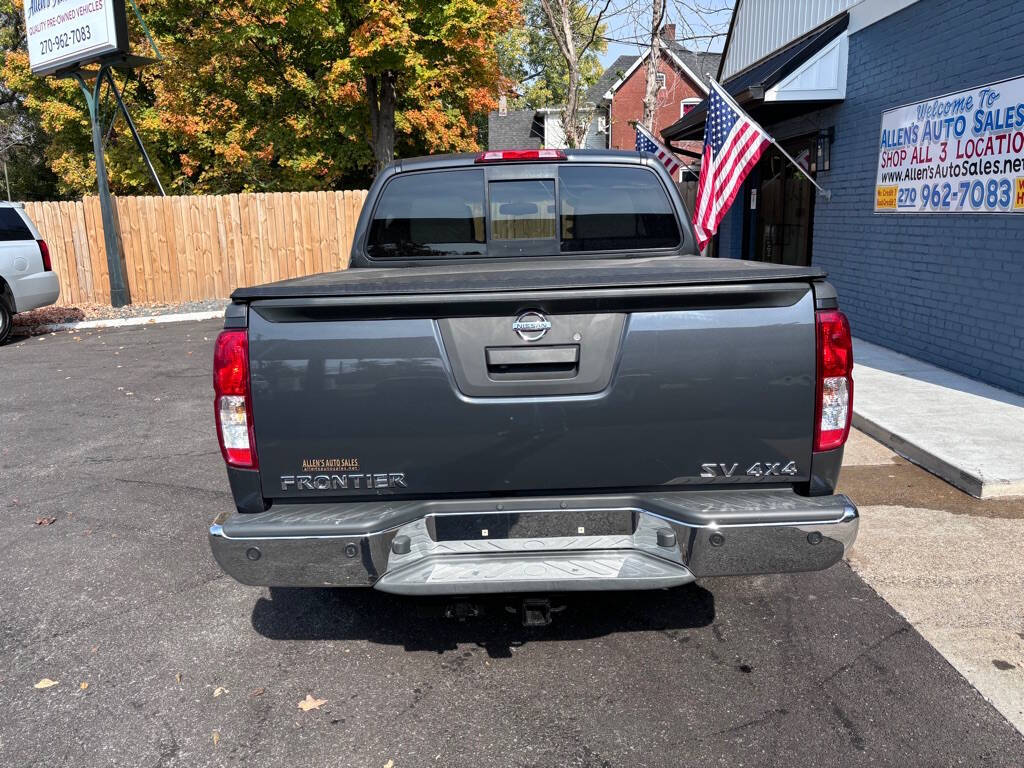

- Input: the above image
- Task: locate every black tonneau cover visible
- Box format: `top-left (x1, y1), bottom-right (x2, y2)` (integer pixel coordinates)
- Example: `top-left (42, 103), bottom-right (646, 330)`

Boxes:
top-left (232, 256), bottom-right (825, 301)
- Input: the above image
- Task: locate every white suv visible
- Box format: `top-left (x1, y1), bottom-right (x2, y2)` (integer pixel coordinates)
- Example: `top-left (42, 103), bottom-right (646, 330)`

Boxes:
top-left (0, 202), bottom-right (60, 344)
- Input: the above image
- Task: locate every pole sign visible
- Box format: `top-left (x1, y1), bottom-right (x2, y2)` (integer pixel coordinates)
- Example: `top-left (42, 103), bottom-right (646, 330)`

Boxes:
top-left (23, 0), bottom-right (130, 76)
top-left (875, 75), bottom-right (1024, 213)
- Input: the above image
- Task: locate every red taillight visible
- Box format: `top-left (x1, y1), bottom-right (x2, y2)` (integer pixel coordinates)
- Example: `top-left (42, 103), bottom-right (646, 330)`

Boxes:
top-left (37, 239), bottom-right (52, 271)
top-left (814, 310), bottom-right (853, 452)
top-left (475, 149), bottom-right (567, 163)
top-left (213, 330), bottom-right (257, 468)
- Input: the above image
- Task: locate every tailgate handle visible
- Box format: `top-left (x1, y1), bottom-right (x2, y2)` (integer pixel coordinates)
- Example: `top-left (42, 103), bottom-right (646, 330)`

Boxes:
top-left (485, 345), bottom-right (579, 380)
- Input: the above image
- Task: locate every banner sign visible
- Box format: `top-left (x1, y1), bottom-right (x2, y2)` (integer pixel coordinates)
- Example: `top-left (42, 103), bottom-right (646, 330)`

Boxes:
top-left (875, 75), bottom-right (1024, 213)
top-left (23, 0), bottom-right (129, 76)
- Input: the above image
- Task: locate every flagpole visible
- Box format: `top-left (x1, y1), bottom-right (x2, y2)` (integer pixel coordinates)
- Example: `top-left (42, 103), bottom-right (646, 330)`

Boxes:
top-left (708, 77), bottom-right (831, 201)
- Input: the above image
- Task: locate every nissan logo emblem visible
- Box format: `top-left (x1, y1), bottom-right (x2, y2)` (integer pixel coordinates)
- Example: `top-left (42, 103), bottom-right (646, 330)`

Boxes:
top-left (512, 311), bottom-right (551, 342)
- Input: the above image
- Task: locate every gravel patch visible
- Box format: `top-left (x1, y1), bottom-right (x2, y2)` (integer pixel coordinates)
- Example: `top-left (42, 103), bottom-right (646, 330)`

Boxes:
top-left (12, 300), bottom-right (229, 336)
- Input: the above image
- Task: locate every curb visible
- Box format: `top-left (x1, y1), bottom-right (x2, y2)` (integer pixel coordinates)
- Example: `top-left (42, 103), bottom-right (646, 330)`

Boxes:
top-left (32, 309), bottom-right (225, 333)
top-left (852, 411), bottom-right (1024, 500)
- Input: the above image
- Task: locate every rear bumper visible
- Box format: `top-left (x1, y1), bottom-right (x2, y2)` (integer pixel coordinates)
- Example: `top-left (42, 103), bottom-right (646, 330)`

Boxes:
top-left (12, 270), bottom-right (59, 313)
top-left (209, 490), bottom-right (858, 594)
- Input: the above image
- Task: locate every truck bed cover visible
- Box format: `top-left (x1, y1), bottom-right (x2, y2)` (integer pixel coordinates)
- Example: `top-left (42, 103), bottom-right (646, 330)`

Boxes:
top-left (231, 256), bottom-right (825, 301)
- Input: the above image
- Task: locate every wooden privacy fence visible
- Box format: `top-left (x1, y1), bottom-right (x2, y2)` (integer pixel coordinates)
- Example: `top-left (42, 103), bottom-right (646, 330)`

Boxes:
top-left (23, 190), bottom-right (369, 306)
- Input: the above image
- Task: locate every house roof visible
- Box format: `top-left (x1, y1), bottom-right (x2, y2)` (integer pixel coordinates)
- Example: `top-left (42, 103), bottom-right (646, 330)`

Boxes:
top-left (664, 41), bottom-right (721, 90)
top-left (661, 12), bottom-right (849, 142)
top-left (585, 55), bottom-right (638, 104)
top-left (487, 108), bottom-right (544, 150)
top-left (597, 40), bottom-right (722, 103)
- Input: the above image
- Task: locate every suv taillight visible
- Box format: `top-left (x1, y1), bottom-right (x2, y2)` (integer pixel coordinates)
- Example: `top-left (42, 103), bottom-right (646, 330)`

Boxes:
top-left (213, 330), bottom-right (257, 468)
top-left (814, 310), bottom-right (853, 452)
top-left (37, 239), bottom-right (52, 271)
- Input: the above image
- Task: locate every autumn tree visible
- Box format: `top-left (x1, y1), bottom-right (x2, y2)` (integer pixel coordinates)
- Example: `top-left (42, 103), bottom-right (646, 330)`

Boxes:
top-left (2, 0), bottom-right (83, 198)
top-left (0, 0), bottom-right (519, 196)
top-left (350, 0), bottom-right (518, 173)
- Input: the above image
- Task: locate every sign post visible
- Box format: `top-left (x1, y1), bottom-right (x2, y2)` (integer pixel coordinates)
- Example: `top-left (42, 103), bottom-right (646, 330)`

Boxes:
top-left (71, 65), bottom-right (130, 306)
top-left (23, 0), bottom-right (161, 307)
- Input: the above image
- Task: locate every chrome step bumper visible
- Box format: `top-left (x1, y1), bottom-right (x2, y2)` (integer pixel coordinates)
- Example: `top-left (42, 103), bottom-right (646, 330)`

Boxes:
top-left (209, 490), bottom-right (858, 594)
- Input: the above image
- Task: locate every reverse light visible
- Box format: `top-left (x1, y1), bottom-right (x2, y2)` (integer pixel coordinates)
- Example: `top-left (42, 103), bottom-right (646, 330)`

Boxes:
top-left (475, 149), bottom-right (567, 163)
top-left (213, 329), bottom-right (257, 468)
top-left (814, 310), bottom-right (853, 452)
top-left (37, 240), bottom-right (52, 272)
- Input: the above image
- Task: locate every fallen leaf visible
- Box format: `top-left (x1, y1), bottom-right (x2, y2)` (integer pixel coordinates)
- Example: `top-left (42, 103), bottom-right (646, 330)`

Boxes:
top-left (213, 686), bottom-right (228, 697)
top-left (35, 517), bottom-right (57, 526)
top-left (175, 672), bottom-right (182, 684)
top-left (383, 760), bottom-right (394, 768)
top-left (34, 679), bottom-right (59, 689)
top-left (212, 730), bottom-right (220, 747)
top-left (250, 687), bottom-right (265, 697)
top-left (297, 694), bottom-right (327, 711)
top-left (90, 645), bottom-right (99, 654)
top-left (79, 682), bottom-right (89, 690)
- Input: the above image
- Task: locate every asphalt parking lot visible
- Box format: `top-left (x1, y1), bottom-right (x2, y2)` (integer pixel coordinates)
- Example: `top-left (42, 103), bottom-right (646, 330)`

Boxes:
top-left (2, 320), bottom-right (1023, 767)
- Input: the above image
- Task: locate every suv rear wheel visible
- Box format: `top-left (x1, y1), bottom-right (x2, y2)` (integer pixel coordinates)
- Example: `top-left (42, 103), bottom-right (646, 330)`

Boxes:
top-left (0, 301), bottom-right (12, 345)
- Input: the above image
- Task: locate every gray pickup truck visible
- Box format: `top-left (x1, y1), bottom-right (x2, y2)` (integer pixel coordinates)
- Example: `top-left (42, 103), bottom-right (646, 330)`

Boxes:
top-left (209, 148), bottom-right (857, 604)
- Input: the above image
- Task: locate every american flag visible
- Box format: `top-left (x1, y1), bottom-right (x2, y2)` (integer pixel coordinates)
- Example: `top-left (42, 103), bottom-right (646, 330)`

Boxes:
top-left (693, 80), bottom-right (771, 250)
top-left (635, 123), bottom-right (680, 177)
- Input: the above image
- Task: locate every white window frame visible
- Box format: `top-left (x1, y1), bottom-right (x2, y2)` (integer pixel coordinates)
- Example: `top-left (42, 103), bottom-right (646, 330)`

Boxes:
top-left (680, 98), bottom-right (700, 117)
top-left (655, 72), bottom-right (667, 90)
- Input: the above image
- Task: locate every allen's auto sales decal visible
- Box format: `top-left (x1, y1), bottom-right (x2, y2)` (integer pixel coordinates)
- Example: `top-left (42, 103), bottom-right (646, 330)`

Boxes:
top-left (875, 75), bottom-right (1024, 213)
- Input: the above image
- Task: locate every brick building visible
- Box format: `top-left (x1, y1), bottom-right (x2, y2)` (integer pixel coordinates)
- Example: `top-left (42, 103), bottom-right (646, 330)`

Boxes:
top-left (489, 25), bottom-right (720, 179)
top-left (662, 0), bottom-right (1024, 394)
top-left (590, 25), bottom-right (719, 161)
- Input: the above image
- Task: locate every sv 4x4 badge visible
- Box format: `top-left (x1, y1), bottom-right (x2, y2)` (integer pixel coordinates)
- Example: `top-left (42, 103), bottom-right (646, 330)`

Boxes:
top-left (700, 461), bottom-right (799, 478)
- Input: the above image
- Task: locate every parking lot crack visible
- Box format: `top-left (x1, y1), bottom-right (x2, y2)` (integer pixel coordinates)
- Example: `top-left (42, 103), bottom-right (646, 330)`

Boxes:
top-left (818, 625), bottom-right (910, 687)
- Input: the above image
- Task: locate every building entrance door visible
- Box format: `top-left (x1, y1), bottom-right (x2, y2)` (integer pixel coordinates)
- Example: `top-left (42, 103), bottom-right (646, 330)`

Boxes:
top-left (750, 136), bottom-right (816, 266)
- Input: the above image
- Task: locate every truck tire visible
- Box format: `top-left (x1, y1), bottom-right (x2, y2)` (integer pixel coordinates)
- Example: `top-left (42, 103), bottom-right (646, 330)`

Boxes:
top-left (0, 302), bottom-right (11, 345)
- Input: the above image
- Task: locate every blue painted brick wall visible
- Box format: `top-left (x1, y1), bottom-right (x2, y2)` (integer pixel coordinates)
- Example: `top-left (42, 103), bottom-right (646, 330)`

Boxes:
top-left (812, 0), bottom-right (1024, 393)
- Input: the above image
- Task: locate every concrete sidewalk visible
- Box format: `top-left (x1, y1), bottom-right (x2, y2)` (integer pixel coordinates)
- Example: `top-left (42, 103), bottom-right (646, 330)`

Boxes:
top-left (852, 338), bottom-right (1024, 498)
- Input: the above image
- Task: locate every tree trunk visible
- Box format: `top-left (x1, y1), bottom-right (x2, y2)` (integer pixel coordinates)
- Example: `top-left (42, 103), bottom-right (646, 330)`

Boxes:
top-left (366, 71), bottom-right (397, 174)
top-left (563, 66), bottom-right (583, 148)
top-left (642, 0), bottom-right (666, 131)
top-left (541, 0), bottom-right (591, 149)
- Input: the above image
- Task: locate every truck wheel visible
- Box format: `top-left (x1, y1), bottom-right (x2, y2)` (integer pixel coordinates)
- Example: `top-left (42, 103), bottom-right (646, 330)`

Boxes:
top-left (0, 303), bottom-right (12, 345)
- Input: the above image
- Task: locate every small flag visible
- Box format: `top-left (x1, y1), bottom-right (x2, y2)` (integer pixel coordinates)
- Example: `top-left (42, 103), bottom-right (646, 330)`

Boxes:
top-left (693, 80), bottom-right (771, 250)
top-left (635, 123), bottom-right (681, 177)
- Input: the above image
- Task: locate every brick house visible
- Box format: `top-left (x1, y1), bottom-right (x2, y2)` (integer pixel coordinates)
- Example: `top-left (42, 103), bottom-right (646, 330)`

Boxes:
top-left (488, 24), bottom-right (720, 176)
top-left (588, 25), bottom-right (720, 163)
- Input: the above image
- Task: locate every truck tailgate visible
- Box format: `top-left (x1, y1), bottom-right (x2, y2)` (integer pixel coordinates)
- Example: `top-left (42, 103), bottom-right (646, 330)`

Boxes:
top-left (246, 268), bottom-right (818, 500)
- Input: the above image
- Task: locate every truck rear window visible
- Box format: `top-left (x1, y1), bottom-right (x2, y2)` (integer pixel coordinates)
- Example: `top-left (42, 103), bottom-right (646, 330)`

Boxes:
top-left (367, 170), bottom-right (486, 259)
top-left (0, 208), bottom-right (32, 241)
top-left (490, 180), bottom-right (556, 240)
top-left (366, 164), bottom-right (679, 258)
top-left (558, 166), bottom-right (679, 252)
